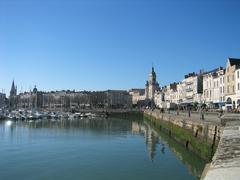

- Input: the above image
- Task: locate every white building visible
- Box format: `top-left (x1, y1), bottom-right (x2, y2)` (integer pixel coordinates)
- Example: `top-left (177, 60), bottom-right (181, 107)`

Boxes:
top-left (154, 90), bottom-right (164, 108)
top-left (203, 67), bottom-right (225, 108)
top-left (181, 72), bottom-right (203, 105)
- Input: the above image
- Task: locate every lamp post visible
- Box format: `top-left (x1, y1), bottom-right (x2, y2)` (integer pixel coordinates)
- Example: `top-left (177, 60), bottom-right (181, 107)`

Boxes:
top-left (200, 95), bottom-right (204, 120)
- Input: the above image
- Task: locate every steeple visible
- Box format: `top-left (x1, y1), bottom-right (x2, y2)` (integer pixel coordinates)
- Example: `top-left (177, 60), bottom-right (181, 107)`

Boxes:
top-left (10, 80), bottom-right (17, 96)
top-left (11, 80), bottom-right (15, 91)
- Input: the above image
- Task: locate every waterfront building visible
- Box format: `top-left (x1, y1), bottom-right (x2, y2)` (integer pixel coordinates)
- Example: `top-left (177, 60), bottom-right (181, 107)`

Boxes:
top-left (225, 58), bottom-right (240, 110)
top-left (154, 90), bottom-right (164, 108)
top-left (18, 86), bottom-right (43, 109)
top-left (90, 91), bottom-right (107, 108)
top-left (106, 90), bottom-right (132, 109)
top-left (180, 72), bottom-right (203, 106)
top-left (202, 67), bottom-right (225, 109)
top-left (42, 91), bottom-right (90, 110)
top-left (129, 89), bottom-right (146, 107)
top-left (176, 82), bottom-right (185, 105)
top-left (235, 68), bottom-right (240, 109)
top-left (161, 83), bottom-right (178, 109)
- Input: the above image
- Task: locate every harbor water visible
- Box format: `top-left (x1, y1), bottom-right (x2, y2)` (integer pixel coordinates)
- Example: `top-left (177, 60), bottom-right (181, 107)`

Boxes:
top-left (0, 115), bottom-right (206, 180)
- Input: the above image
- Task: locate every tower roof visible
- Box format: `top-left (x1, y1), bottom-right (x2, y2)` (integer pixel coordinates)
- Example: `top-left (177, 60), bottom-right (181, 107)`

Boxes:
top-left (33, 85), bottom-right (38, 93)
top-left (229, 58), bottom-right (240, 66)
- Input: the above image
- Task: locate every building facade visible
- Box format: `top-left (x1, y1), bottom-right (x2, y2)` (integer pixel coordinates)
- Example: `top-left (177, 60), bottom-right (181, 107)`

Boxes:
top-left (129, 89), bottom-right (145, 107)
top-left (106, 90), bottom-right (132, 109)
top-left (181, 72), bottom-right (203, 105)
top-left (225, 58), bottom-right (240, 110)
top-left (203, 67), bottom-right (225, 108)
top-left (18, 86), bottom-right (44, 109)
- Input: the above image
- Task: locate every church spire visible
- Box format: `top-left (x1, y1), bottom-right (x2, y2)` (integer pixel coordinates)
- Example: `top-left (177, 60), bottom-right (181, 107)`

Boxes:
top-left (11, 80), bottom-right (15, 91)
top-left (152, 66), bottom-right (154, 73)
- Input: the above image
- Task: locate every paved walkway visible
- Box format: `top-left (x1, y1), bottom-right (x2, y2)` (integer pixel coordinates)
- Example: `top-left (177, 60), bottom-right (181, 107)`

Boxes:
top-left (150, 109), bottom-right (222, 125)
top-left (202, 115), bottom-right (240, 180)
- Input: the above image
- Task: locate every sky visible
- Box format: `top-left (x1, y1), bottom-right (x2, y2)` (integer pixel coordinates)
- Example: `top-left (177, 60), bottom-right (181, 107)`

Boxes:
top-left (0, 0), bottom-right (240, 95)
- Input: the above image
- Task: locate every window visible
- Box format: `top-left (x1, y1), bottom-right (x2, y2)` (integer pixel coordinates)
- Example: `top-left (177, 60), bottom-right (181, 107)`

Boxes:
top-left (227, 86), bottom-right (229, 93)
top-left (233, 85), bottom-right (235, 93)
top-left (227, 76), bottom-right (229, 82)
top-left (238, 71), bottom-right (240, 79)
top-left (233, 75), bottom-right (234, 81)
top-left (238, 83), bottom-right (240, 91)
top-left (223, 86), bottom-right (225, 93)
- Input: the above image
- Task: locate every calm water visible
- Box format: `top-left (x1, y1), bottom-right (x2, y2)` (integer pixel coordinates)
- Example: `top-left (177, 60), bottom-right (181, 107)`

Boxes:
top-left (0, 116), bottom-right (206, 180)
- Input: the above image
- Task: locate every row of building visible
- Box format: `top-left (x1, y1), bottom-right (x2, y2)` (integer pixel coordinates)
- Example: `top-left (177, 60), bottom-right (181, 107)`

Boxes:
top-left (131, 58), bottom-right (240, 111)
top-left (2, 57), bottom-right (240, 111)
top-left (0, 92), bottom-right (6, 108)
top-left (7, 81), bottom-right (132, 110)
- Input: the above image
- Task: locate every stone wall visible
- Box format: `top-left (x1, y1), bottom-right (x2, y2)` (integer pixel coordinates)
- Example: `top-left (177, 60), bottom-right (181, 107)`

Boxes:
top-left (144, 110), bottom-right (223, 161)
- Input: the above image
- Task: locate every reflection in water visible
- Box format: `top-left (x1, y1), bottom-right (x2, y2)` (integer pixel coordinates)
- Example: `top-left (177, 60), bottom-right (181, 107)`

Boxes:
top-left (131, 120), bottom-right (205, 178)
top-left (143, 120), bottom-right (206, 178)
top-left (0, 117), bottom-right (205, 179)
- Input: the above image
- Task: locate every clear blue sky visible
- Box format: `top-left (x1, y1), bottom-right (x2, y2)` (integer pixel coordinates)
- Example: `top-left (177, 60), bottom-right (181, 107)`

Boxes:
top-left (1, 0), bottom-right (240, 95)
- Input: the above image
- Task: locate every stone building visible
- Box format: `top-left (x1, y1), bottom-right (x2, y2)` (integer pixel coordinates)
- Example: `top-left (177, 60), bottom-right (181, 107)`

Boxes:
top-left (145, 67), bottom-right (160, 100)
top-left (145, 67), bottom-right (160, 107)
top-left (105, 90), bottom-right (132, 109)
top-left (90, 91), bottom-right (107, 108)
top-left (18, 86), bottom-right (43, 109)
top-left (225, 58), bottom-right (240, 110)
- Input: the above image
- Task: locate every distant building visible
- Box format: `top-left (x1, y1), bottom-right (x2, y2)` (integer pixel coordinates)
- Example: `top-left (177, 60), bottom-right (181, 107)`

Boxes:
top-left (0, 92), bottom-right (6, 108)
top-left (106, 90), bottom-right (132, 109)
top-left (129, 89), bottom-right (145, 107)
top-left (90, 91), bottom-right (107, 108)
top-left (18, 85), bottom-right (43, 109)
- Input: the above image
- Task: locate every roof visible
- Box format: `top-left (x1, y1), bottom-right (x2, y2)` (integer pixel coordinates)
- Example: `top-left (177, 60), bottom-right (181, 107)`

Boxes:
top-left (229, 58), bottom-right (240, 66)
top-left (203, 66), bottom-right (224, 76)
